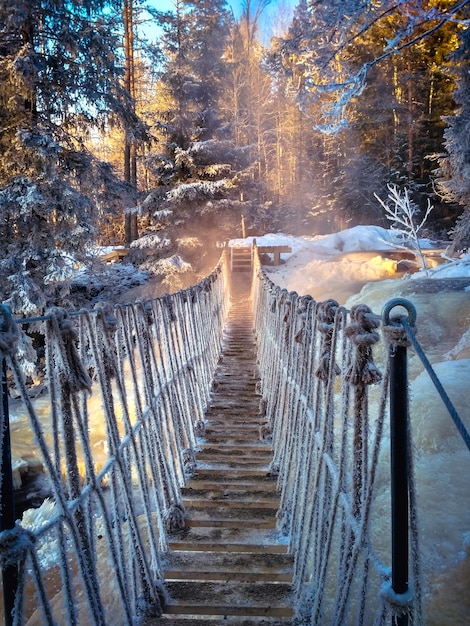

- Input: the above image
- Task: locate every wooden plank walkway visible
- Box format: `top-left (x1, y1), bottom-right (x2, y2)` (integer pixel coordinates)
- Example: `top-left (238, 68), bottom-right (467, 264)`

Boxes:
top-left (155, 278), bottom-right (293, 625)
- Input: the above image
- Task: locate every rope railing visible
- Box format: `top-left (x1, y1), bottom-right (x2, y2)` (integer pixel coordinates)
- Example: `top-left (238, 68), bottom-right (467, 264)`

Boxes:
top-left (251, 245), bottom-right (424, 626)
top-left (0, 252), bottom-right (230, 625)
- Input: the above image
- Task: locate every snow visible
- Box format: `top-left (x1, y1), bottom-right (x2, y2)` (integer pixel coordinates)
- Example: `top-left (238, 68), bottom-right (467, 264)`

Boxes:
top-left (231, 226), bottom-right (444, 258)
top-left (152, 254), bottom-right (192, 273)
top-left (70, 261), bottom-right (151, 307)
top-left (166, 179), bottom-right (229, 204)
top-left (418, 254), bottom-right (470, 279)
top-left (130, 233), bottom-right (171, 250)
top-left (230, 226), bottom-right (458, 304)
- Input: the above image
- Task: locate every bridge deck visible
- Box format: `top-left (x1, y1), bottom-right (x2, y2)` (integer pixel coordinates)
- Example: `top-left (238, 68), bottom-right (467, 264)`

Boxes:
top-left (153, 280), bottom-right (293, 625)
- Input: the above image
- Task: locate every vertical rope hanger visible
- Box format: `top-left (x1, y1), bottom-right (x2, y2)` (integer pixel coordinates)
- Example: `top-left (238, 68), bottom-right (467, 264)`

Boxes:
top-left (250, 250), bottom-right (423, 626)
top-left (0, 254), bottom-right (229, 625)
top-left (95, 303), bottom-right (166, 603)
top-left (89, 307), bottom-right (158, 616)
top-left (331, 304), bottom-right (383, 626)
top-left (295, 300), bottom-right (345, 621)
top-left (137, 298), bottom-right (186, 528)
top-left (45, 307), bottom-right (107, 626)
top-left (0, 310), bottom-right (58, 626)
top-left (288, 297), bottom-right (319, 556)
top-left (277, 295), bottom-right (316, 537)
top-left (126, 300), bottom-right (177, 547)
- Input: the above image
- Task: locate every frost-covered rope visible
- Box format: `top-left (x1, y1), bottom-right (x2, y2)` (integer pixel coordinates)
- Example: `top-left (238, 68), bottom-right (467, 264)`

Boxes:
top-left (0, 253), bottom-right (229, 625)
top-left (251, 247), bottom-right (422, 626)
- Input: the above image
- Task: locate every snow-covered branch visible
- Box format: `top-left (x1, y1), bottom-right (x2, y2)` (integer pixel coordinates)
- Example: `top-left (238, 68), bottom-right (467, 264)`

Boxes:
top-left (166, 179), bottom-right (233, 205)
top-left (130, 233), bottom-right (171, 250)
top-left (286, 0), bottom-right (470, 133)
top-left (374, 184), bottom-right (433, 274)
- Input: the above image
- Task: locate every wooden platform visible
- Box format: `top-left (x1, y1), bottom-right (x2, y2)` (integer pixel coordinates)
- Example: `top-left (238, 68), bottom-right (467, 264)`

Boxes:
top-left (99, 247), bottom-right (130, 263)
top-left (229, 244), bottom-right (292, 272)
top-left (256, 245), bottom-right (292, 265)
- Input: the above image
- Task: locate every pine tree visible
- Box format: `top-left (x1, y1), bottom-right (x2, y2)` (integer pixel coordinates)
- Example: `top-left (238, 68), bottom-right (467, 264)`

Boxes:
top-left (135, 0), bottom-right (269, 287)
top-left (0, 0), bottom-right (136, 314)
top-left (435, 26), bottom-right (470, 252)
top-left (275, 0), bottom-right (468, 133)
top-left (264, 0), bottom-right (466, 232)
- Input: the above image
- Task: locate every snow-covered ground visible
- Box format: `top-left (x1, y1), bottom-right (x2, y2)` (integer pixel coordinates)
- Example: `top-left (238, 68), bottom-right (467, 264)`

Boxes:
top-left (231, 225), bottom-right (466, 303)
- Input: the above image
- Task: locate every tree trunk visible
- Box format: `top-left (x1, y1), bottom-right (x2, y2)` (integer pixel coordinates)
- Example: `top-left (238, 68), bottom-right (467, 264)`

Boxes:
top-left (407, 61), bottom-right (414, 176)
top-left (124, 0), bottom-right (138, 247)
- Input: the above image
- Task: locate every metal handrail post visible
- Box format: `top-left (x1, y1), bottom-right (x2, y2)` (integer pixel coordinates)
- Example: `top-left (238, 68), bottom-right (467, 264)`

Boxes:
top-left (383, 298), bottom-right (417, 626)
top-left (389, 340), bottom-right (409, 626)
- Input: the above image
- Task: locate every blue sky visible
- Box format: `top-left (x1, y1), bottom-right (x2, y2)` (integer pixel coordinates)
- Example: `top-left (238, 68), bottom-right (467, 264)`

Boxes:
top-left (142, 0), bottom-right (295, 42)
top-left (143, 1), bottom-right (295, 23)
top-left (146, 1), bottom-right (257, 16)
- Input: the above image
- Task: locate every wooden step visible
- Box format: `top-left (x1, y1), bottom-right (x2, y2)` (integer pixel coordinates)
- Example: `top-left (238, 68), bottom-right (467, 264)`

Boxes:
top-left (203, 427), bottom-right (263, 436)
top-left (195, 461), bottom-right (270, 472)
top-left (157, 619), bottom-right (291, 625)
top-left (185, 518), bottom-right (276, 529)
top-left (182, 483), bottom-right (278, 496)
top-left (168, 541), bottom-right (289, 554)
top-left (198, 432), bottom-right (266, 442)
top-left (164, 570), bottom-right (292, 583)
top-left (203, 435), bottom-right (266, 445)
top-left (191, 468), bottom-right (273, 478)
top-left (185, 508), bottom-right (276, 523)
top-left (168, 525), bottom-right (288, 547)
top-left (197, 449), bottom-right (271, 459)
top-left (203, 424), bottom-right (264, 433)
top-left (198, 444), bottom-right (271, 454)
top-left (184, 498), bottom-right (278, 510)
top-left (164, 581), bottom-right (293, 618)
top-left (188, 473), bottom-right (277, 484)
top-left (181, 484), bottom-right (279, 498)
top-left (202, 423), bottom-right (266, 432)
top-left (205, 407), bottom-right (261, 413)
top-left (163, 550), bottom-right (293, 573)
top-left (204, 412), bottom-right (263, 423)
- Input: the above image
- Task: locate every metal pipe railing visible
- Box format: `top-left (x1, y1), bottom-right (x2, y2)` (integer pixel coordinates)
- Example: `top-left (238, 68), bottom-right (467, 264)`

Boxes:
top-left (382, 298), bottom-right (418, 626)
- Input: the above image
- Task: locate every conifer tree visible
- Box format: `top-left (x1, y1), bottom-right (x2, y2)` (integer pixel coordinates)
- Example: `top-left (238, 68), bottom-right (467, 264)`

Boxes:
top-left (265, 0), bottom-right (467, 232)
top-left (435, 26), bottom-right (470, 252)
top-left (137, 0), bottom-right (268, 286)
top-left (0, 0), bottom-right (137, 314)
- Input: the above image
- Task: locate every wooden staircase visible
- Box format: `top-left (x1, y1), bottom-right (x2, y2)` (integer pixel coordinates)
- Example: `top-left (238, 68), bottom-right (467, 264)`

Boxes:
top-left (156, 280), bottom-right (293, 625)
top-left (230, 246), bottom-right (253, 274)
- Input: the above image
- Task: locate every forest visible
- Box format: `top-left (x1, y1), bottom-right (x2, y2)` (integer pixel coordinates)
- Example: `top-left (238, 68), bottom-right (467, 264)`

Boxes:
top-left (0, 0), bottom-right (469, 315)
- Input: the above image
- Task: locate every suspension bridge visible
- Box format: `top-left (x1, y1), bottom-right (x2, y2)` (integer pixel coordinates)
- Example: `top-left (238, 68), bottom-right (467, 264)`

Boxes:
top-left (0, 244), bottom-right (468, 625)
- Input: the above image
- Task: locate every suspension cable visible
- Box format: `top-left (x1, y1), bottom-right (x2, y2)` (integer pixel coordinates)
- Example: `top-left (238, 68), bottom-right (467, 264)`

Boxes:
top-left (400, 317), bottom-right (470, 452)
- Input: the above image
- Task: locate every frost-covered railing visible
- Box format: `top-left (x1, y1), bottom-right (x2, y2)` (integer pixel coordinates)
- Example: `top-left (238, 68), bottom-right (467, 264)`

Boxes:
top-left (251, 247), bottom-right (423, 626)
top-left (0, 253), bottom-right (229, 625)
